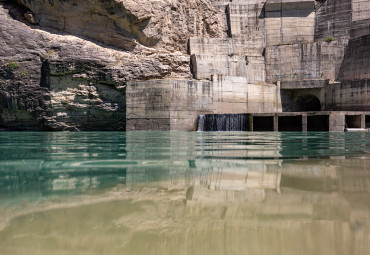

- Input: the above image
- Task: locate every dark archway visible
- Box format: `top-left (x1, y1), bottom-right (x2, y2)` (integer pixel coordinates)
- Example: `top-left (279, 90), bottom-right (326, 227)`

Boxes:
top-left (295, 94), bottom-right (321, 112)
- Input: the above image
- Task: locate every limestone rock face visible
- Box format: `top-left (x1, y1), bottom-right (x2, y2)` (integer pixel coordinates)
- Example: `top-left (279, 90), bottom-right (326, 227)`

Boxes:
top-left (14, 0), bottom-right (226, 52)
top-left (0, 0), bottom-right (226, 130)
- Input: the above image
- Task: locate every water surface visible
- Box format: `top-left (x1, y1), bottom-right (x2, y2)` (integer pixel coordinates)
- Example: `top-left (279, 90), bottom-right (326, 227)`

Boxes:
top-left (0, 132), bottom-right (369, 255)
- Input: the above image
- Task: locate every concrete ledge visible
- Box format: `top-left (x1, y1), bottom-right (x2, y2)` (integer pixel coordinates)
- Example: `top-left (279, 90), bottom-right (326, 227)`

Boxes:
top-left (265, 0), bottom-right (315, 12)
top-left (280, 80), bottom-right (328, 89)
top-left (189, 37), bottom-right (264, 56)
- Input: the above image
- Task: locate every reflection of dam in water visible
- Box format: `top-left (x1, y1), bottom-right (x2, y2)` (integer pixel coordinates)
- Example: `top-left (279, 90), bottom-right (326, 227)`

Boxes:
top-left (0, 132), bottom-right (370, 255)
top-left (1, 131), bottom-right (370, 202)
top-left (1, 158), bottom-right (369, 255)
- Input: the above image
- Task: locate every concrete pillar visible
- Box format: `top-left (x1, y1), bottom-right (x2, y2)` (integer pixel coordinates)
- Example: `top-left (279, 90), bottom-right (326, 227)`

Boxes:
top-left (361, 114), bottom-right (366, 129)
top-left (302, 114), bottom-right (307, 132)
top-left (273, 113), bottom-right (279, 131)
top-left (276, 81), bottom-right (282, 112)
top-left (249, 114), bottom-right (254, 131)
top-left (329, 114), bottom-right (345, 132)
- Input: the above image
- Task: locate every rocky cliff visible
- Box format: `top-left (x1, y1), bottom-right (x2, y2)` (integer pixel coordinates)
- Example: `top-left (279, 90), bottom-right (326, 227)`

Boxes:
top-left (0, 0), bottom-right (226, 130)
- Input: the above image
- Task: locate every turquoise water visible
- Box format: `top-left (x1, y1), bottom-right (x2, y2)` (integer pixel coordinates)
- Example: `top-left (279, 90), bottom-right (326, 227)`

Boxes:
top-left (0, 131), bottom-right (369, 255)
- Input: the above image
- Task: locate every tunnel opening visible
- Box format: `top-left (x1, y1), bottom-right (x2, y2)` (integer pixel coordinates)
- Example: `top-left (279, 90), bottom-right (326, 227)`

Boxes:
top-left (345, 115), bottom-right (361, 128)
top-left (278, 116), bottom-right (302, 131)
top-left (295, 94), bottom-right (321, 112)
top-left (253, 116), bottom-right (274, 131)
top-left (307, 115), bottom-right (329, 131)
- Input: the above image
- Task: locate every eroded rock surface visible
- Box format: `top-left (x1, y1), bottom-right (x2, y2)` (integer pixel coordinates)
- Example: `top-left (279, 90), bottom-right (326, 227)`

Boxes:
top-left (0, 0), bottom-right (226, 130)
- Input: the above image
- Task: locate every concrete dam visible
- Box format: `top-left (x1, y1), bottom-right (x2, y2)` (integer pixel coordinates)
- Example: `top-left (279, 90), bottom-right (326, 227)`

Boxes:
top-left (126, 0), bottom-right (370, 132)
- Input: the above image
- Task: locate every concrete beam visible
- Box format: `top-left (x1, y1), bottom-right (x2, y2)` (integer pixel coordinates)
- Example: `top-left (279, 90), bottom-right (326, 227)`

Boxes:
top-left (280, 80), bottom-right (328, 89)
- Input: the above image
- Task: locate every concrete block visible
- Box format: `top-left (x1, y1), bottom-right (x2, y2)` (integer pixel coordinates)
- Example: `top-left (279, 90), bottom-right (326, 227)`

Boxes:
top-left (329, 114), bottom-right (345, 131)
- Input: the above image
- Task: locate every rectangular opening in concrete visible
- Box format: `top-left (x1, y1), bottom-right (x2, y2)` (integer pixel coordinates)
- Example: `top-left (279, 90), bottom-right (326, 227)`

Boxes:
top-left (278, 116), bottom-right (302, 131)
top-left (366, 116), bottom-right (370, 129)
top-left (253, 116), bottom-right (274, 131)
top-left (345, 115), bottom-right (361, 128)
top-left (307, 115), bottom-right (329, 131)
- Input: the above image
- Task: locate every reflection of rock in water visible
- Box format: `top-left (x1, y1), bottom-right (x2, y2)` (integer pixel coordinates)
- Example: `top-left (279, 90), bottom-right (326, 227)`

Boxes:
top-left (0, 159), bottom-right (127, 206)
top-left (0, 159), bottom-right (369, 255)
top-left (0, 180), bottom-right (369, 255)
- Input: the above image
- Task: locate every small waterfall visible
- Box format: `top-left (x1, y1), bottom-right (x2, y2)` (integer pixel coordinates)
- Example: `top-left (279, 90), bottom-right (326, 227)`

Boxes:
top-left (197, 114), bottom-right (250, 131)
top-left (197, 115), bottom-right (205, 131)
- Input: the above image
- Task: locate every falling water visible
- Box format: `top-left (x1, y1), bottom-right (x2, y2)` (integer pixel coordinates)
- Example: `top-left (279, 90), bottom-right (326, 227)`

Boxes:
top-left (197, 115), bottom-right (205, 131)
top-left (197, 114), bottom-right (250, 131)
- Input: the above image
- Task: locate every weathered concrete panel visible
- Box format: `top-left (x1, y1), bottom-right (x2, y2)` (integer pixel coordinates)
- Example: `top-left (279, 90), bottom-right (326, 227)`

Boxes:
top-left (191, 54), bottom-right (265, 83)
top-left (227, 2), bottom-right (265, 43)
top-left (212, 75), bottom-right (282, 113)
top-left (127, 80), bottom-right (213, 131)
top-left (338, 35), bottom-right (370, 81)
top-left (352, 0), bottom-right (370, 22)
top-left (189, 37), bottom-right (263, 56)
top-left (329, 114), bottom-right (346, 131)
top-left (315, 0), bottom-right (352, 41)
top-left (265, 42), bottom-right (346, 83)
top-left (191, 54), bottom-right (247, 79)
top-left (264, 0), bottom-right (315, 45)
top-left (324, 79), bottom-right (370, 111)
top-left (265, 0), bottom-right (315, 11)
top-left (127, 77), bottom-right (282, 131)
top-left (280, 80), bottom-right (328, 89)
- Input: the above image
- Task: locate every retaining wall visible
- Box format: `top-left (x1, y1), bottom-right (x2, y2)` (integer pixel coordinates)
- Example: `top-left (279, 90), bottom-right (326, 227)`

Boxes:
top-left (126, 77), bottom-right (281, 131)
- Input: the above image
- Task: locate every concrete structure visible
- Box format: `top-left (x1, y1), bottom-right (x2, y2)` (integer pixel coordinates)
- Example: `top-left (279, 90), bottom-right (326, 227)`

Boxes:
top-left (198, 111), bottom-right (370, 132)
top-left (265, 0), bottom-right (316, 45)
top-left (265, 42), bottom-right (346, 83)
top-left (127, 0), bottom-right (370, 131)
top-left (126, 76), bottom-right (281, 131)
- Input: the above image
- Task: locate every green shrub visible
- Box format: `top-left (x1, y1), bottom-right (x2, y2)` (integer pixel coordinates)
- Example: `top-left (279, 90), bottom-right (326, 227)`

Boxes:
top-left (20, 70), bottom-right (29, 76)
top-left (325, 37), bottom-right (335, 43)
top-left (5, 59), bottom-right (20, 71)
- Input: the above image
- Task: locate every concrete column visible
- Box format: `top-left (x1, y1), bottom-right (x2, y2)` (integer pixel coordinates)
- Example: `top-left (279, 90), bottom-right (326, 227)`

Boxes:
top-left (361, 114), bottom-right (366, 129)
top-left (276, 81), bottom-right (282, 112)
top-left (249, 114), bottom-right (254, 131)
top-left (329, 114), bottom-right (345, 132)
top-left (273, 113), bottom-right (279, 131)
top-left (302, 114), bottom-right (307, 132)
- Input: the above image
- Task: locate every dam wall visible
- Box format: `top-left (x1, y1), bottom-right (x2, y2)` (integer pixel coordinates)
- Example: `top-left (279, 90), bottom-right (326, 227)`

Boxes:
top-left (314, 0), bottom-right (353, 41)
top-left (265, 0), bottom-right (316, 46)
top-left (324, 80), bottom-right (370, 111)
top-left (338, 34), bottom-right (370, 81)
top-left (126, 77), bottom-right (281, 131)
top-left (265, 42), bottom-right (346, 83)
top-left (129, 0), bottom-right (370, 131)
